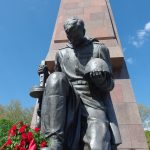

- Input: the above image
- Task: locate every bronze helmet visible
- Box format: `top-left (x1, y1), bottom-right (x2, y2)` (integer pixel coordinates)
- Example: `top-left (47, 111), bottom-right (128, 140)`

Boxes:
top-left (84, 58), bottom-right (110, 76)
top-left (84, 58), bottom-right (111, 88)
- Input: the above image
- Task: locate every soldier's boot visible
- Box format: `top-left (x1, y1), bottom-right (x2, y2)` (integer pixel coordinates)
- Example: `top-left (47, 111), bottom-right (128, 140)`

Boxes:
top-left (82, 106), bottom-right (111, 150)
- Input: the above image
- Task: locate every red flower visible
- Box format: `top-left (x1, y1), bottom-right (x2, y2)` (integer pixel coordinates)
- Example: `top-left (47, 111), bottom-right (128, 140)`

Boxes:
top-left (40, 141), bottom-right (47, 148)
top-left (21, 133), bottom-right (28, 140)
top-left (18, 121), bottom-right (24, 126)
top-left (3, 121), bottom-right (48, 150)
top-left (8, 124), bottom-right (17, 136)
top-left (27, 132), bottom-right (33, 142)
top-left (19, 125), bottom-right (27, 134)
top-left (8, 129), bottom-right (16, 136)
top-left (28, 139), bottom-right (37, 150)
top-left (14, 144), bottom-right (20, 149)
top-left (20, 148), bottom-right (26, 150)
top-left (20, 140), bottom-right (26, 147)
top-left (11, 125), bottom-right (17, 131)
top-left (5, 139), bottom-right (12, 146)
top-left (34, 127), bottom-right (40, 132)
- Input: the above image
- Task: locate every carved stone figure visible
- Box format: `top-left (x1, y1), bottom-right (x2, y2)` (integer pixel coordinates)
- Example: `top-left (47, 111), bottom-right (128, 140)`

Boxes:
top-left (40, 17), bottom-right (121, 150)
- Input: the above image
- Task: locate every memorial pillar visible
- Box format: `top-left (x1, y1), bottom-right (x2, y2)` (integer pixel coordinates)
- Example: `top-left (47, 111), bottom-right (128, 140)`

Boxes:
top-left (32, 0), bottom-right (148, 149)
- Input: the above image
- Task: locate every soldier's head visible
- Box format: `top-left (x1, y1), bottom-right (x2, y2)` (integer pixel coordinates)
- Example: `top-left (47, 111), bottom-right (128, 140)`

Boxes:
top-left (64, 17), bottom-right (86, 47)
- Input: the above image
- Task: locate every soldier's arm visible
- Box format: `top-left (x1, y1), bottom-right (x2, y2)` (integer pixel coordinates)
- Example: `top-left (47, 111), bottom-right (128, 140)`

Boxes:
top-left (99, 44), bottom-right (112, 74)
top-left (54, 51), bottom-right (62, 72)
top-left (98, 44), bottom-right (114, 91)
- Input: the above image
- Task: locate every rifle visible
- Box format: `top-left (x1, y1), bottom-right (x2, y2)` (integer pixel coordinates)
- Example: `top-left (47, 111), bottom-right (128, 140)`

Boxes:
top-left (29, 60), bottom-right (49, 127)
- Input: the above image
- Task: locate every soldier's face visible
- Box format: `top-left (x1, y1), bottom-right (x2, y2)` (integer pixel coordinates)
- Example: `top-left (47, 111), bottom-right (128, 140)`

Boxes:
top-left (67, 26), bottom-right (85, 47)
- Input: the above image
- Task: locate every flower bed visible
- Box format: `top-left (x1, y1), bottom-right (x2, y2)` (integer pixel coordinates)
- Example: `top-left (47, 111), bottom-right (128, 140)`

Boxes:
top-left (0, 121), bottom-right (48, 150)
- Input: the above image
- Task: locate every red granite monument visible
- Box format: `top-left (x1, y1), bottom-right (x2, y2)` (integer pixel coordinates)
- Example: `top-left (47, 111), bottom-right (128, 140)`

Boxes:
top-left (31, 0), bottom-right (148, 149)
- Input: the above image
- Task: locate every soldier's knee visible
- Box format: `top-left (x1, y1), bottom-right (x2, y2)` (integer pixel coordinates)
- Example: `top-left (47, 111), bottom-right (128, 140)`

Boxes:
top-left (45, 72), bottom-right (69, 96)
top-left (46, 72), bottom-right (68, 87)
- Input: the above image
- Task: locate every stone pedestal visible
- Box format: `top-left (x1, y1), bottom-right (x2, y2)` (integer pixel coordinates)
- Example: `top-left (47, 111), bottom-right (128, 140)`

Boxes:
top-left (31, 0), bottom-right (148, 149)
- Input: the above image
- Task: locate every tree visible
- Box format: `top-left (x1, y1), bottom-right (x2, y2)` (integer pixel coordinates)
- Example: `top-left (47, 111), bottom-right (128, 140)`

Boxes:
top-left (0, 100), bottom-right (34, 147)
top-left (145, 130), bottom-right (150, 149)
top-left (0, 100), bottom-right (33, 124)
top-left (0, 105), bottom-right (5, 119)
top-left (137, 104), bottom-right (150, 148)
top-left (138, 104), bottom-right (150, 128)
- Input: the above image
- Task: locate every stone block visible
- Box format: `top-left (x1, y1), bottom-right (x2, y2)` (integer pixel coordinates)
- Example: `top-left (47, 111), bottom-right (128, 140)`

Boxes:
top-left (101, 39), bottom-right (118, 47)
top-left (90, 12), bottom-right (105, 21)
top-left (31, 100), bottom-right (39, 128)
top-left (46, 50), bottom-right (56, 67)
top-left (84, 6), bottom-right (107, 14)
top-left (65, 8), bottom-right (84, 16)
top-left (113, 103), bottom-right (142, 124)
top-left (113, 61), bottom-right (129, 79)
top-left (92, 0), bottom-right (106, 6)
top-left (50, 42), bottom-right (66, 50)
top-left (117, 124), bottom-right (132, 149)
top-left (129, 125), bottom-right (148, 149)
top-left (117, 125), bottom-right (148, 149)
top-left (109, 46), bottom-right (124, 58)
top-left (78, 0), bottom-right (91, 8)
top-left (121, 80), bottom-right (136, 102)
top-left (114, 79), bottom-right (136, 103)
top-left (62, 2), bottom-right (79, 9)
top-left (110, 83), bottom-right (123, 103)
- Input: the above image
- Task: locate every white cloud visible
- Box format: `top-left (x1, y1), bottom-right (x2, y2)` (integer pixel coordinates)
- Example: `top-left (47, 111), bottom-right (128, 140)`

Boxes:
top-left (126, 57), bottom-right (134, 65)
top-left (137, 30), bottom-right (146, 39)
top-left (132, 40), bottom-right (139, 47)
top-left (145, 22), bottom-right (150, 31)
top-left (129, 36), bottom-right (144, 48)
top-left (133, 40), bottom-right (144, 48)
top-left (130, 21), bottom-right (150, 48)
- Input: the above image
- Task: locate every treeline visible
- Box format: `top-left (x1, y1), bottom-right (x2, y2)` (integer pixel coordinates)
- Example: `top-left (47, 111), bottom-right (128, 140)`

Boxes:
top-left (0, 100), bottom-right (34, 124)
top-left (0, 100), bottom-right (34, 147)
top-left (138, 103), bottom-right (150, 129)
top-left (138, 103), bottom-right (150, 149)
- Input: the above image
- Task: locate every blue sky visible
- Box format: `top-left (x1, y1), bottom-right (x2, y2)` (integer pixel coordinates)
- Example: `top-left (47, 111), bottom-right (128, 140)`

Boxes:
top-left (111, 0), bottom-right (150, 107)
top-left (0, 0), bottom-right (150, 108)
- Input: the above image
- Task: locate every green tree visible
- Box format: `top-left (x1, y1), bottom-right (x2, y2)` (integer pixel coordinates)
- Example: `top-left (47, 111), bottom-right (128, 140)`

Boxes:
top-left (138, 104), bottom-right (150, 149)
top-left (0, 104), bottom-right (5, 119)
top-left (145, 131), bottom-right (150, 149)
top-left (1, 100), bottom-right (33, 124)
top-left (0, 100), bottom-right (34, 147)
top-left (138, 104), bottom-right (150, 128)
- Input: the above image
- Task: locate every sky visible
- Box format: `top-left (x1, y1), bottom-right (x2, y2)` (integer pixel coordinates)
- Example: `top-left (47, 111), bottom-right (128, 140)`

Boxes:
top-left (0, 0), bottom-right (150, 108)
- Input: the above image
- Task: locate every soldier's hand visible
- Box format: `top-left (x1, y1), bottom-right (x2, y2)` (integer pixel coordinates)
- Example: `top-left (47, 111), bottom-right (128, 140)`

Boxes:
top-left (112, 145), bottom-right (117, 150)
top-left (90, 70), bottom-right (106, 79)
top-left (38, 64), bottom-right (48, 75)
top-left (90, 71), bottom-right (106, 85)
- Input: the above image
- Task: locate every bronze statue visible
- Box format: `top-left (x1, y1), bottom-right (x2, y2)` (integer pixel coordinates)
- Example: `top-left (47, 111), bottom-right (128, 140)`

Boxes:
top-left (40, 17), bottom-right (121, 150)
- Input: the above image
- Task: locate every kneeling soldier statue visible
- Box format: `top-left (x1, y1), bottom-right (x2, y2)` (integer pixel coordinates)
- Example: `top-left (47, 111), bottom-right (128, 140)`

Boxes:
top-left (38, 17), bottom-right (121, 150)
